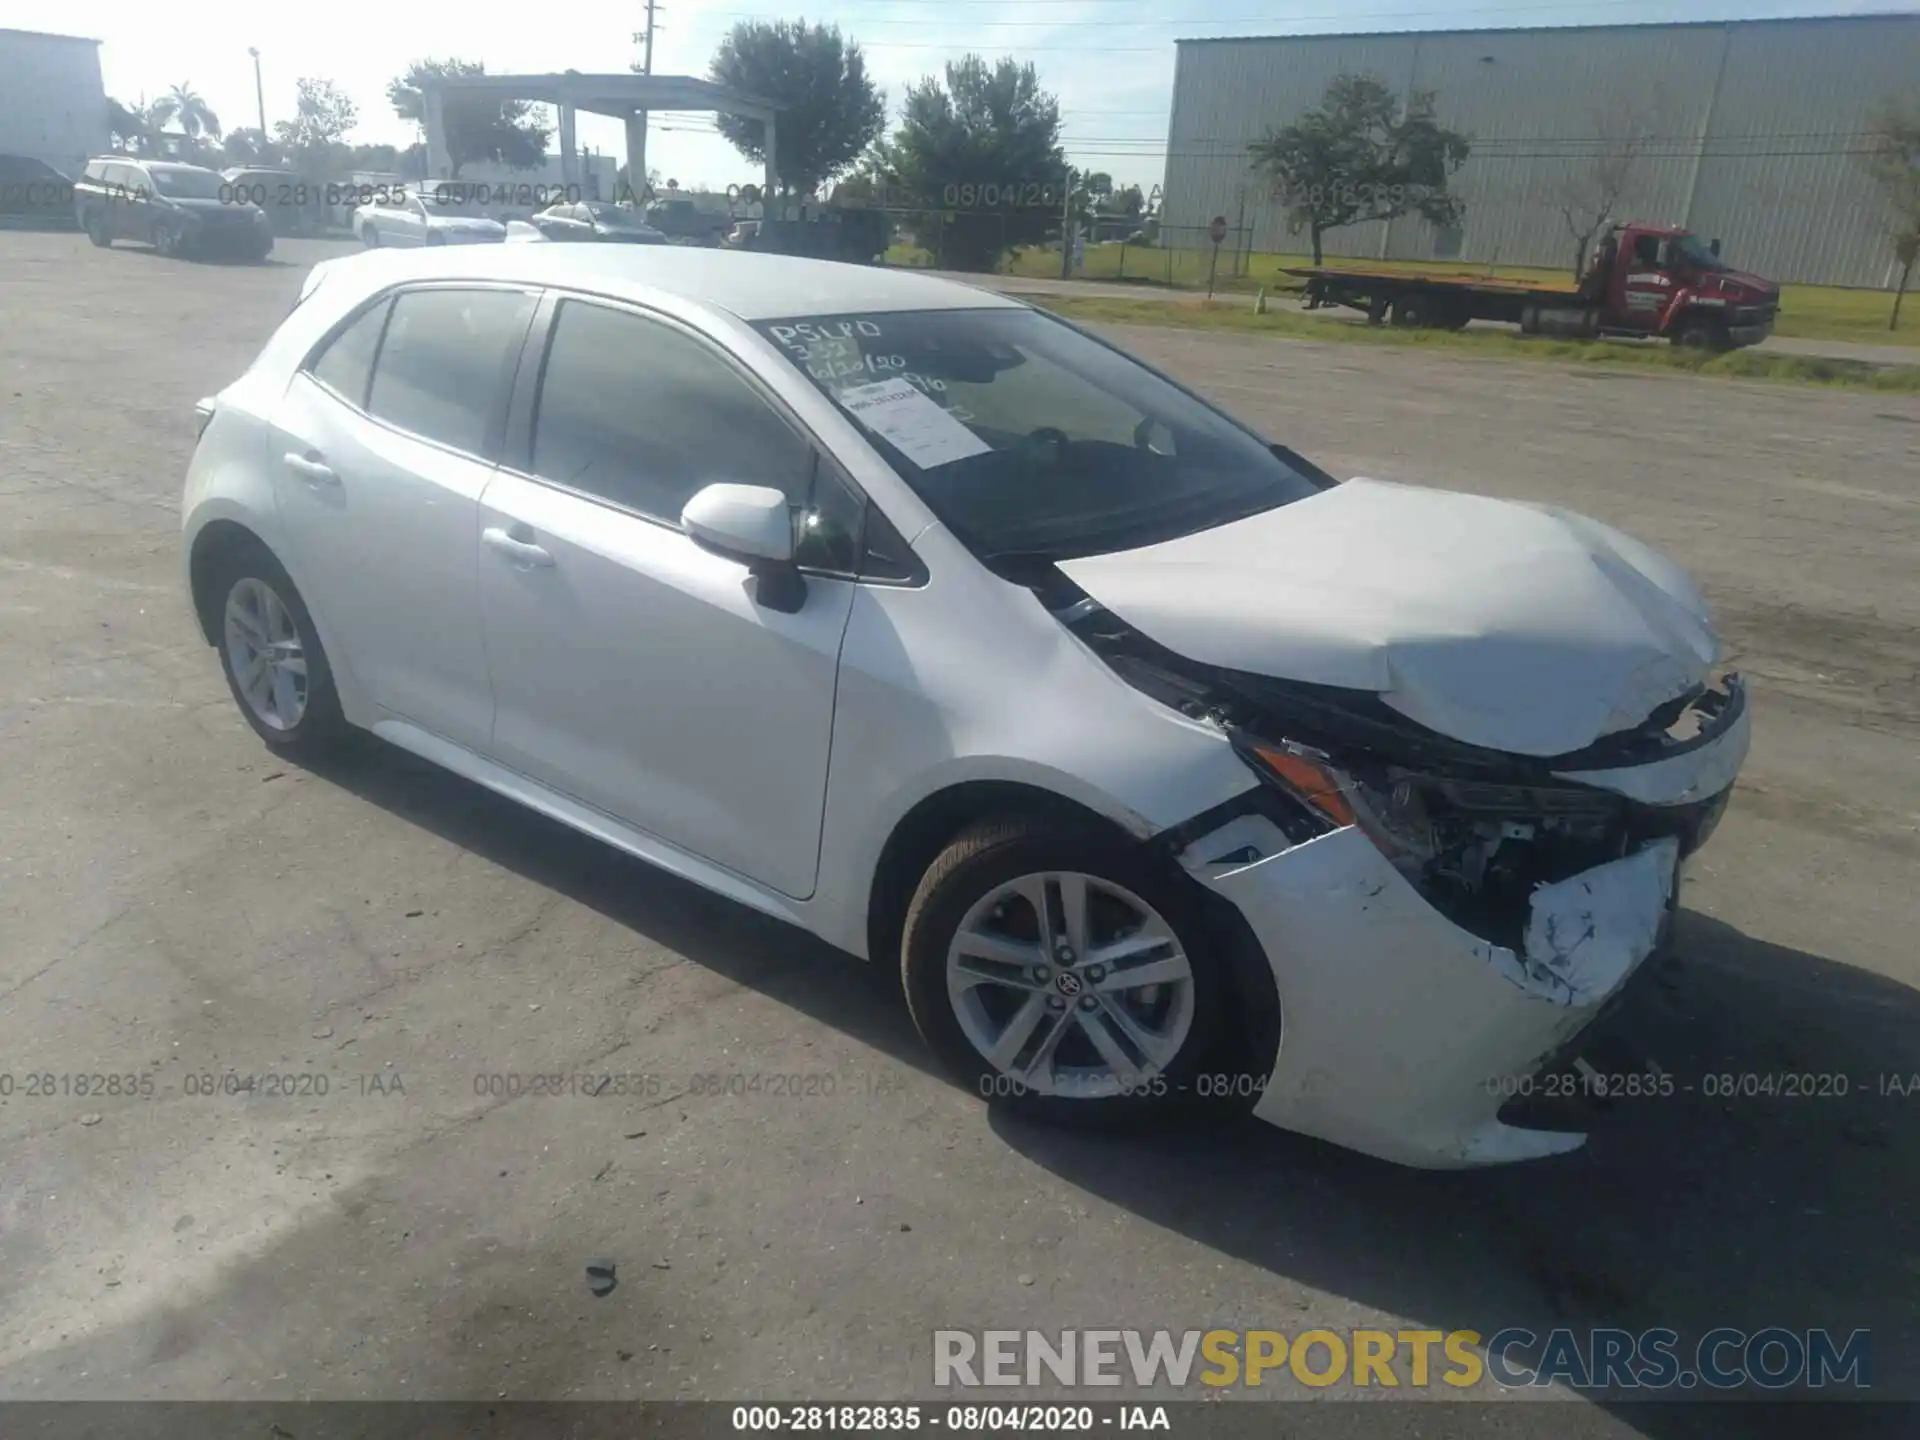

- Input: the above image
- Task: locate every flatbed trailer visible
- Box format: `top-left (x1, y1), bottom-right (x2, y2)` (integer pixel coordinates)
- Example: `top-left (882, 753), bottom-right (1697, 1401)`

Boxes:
top-left (1284, 221), bottom-right (1781, 352)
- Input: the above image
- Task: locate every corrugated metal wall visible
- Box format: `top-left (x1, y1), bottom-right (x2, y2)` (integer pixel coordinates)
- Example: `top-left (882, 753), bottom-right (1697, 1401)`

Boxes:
top-left (1162, 16), bottom-right (1920, 288)
top-left (0, 31), bottom-right (108, 178)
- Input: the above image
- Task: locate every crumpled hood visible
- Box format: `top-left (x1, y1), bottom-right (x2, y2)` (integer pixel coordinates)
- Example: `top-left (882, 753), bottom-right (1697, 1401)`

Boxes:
top-left (1058, 478), bottom-right (1723, 757)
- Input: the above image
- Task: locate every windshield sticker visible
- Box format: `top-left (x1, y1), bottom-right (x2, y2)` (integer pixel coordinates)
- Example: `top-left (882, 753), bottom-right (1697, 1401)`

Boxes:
top-left (834, 378), bottom-right (991, 470)
top-left (767, 319), bottom-right (885, 356)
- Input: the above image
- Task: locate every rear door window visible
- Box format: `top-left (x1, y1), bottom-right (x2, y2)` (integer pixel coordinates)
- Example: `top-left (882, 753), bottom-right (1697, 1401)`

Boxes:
top-left (365, 288), bottom-right (532, 456)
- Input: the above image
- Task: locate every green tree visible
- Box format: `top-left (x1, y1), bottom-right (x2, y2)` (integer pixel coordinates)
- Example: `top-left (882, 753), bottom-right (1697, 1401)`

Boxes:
top-left (869, 55), bottom-right (1066, 272)
top-left (273, 78), bottom-right (359, 170)
top-left (106, 98), bottom-right (152, 155)
top-left (222, 128), bottom-right (282, 166)
top-left (709, 22), bottom-right (885, 198)
top-left (388, 59), bottom-right (551, 178)
top-left (152, 83), bottom-right (222, 143)
top-left (1247, 72), bottom-right (1471, 266)
top-left (1861, 102), bottom-right (1920, 331)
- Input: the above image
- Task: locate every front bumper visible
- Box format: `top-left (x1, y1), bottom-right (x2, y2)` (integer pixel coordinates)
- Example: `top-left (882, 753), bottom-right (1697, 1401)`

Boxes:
top-left (1726, 306), bottom-right (1776, 348)
top-left (1180, 698), bottom-right (1749, 1169)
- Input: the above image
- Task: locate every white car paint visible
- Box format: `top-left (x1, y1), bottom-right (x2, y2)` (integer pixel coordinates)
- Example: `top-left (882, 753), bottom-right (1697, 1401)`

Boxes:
top-left (356, 191), bottom-right (506, 247)
top-left (1060, 477), bottom-right (1721, 758)
top-left (184, 246), bottom-right (1750, 1169)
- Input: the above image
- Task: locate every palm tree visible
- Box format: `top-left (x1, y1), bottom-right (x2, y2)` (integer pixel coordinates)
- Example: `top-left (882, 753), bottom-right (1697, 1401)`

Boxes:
top-left (151, 83), bottom-right (222, 142)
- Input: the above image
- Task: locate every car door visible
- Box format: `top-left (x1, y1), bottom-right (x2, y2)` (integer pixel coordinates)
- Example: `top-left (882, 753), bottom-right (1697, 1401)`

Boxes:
top-left (110, 163), bottom-right (148, 242)
top-left (1615, 231), bottom-right (1676, 334)
top-left (476, 295), bottom-right (860, 900)
top-left (268, 283), bottom-right (538, 752)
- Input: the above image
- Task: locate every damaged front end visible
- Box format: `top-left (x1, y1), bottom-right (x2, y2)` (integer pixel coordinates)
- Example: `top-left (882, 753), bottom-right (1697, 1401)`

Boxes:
top-left (1045, 579), bottom-right (1750, 1166)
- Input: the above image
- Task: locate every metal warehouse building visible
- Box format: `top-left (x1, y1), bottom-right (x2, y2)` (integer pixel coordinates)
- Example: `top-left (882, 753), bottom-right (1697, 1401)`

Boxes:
top-left (1161, 14), bottom-right (1920, 289)
top-left (0, 28), bottom-right (107, 179)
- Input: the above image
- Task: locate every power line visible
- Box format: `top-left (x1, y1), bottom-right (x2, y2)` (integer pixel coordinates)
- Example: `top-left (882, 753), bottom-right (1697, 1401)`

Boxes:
top-left (702, 0), bottom-right (1771, 23)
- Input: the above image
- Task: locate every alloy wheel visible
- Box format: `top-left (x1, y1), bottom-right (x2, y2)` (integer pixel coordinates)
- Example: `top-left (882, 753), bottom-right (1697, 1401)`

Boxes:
top-left (223, 577), bottom-right (308, 731)
top-left (945, 870), bottom-right (1196, 1098)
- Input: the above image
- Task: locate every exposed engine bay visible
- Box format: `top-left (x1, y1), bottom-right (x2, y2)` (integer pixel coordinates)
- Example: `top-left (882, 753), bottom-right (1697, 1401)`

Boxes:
top-left (1039, 578), bottom-right (1741, 952)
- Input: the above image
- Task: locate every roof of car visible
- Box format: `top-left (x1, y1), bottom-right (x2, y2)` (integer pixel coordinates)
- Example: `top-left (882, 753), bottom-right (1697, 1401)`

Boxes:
top-left (338, 245), bottom-right (1027, 322)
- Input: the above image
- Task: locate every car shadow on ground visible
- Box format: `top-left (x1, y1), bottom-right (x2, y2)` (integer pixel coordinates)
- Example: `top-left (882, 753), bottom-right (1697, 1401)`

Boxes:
top-left (280, 740), bottom-right (1920, 1433)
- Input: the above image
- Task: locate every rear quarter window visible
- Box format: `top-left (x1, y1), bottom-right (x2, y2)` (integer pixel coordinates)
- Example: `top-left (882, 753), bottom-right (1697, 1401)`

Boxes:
top-left (307, 299), bottom-right (393, 410)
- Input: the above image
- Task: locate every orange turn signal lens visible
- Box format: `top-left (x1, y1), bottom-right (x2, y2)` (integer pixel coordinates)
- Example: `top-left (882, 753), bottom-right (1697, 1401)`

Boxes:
top-left (1244, 741), bottom-right (1357, 828)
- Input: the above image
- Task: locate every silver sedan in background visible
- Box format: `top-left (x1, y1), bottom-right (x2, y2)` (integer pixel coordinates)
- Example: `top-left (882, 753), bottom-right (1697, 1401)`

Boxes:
top-left (356, 188), bottom-right (506, 248)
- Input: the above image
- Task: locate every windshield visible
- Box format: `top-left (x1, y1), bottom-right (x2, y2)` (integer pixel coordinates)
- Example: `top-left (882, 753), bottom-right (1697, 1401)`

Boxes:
top-left (420, 192), bottom-right (488, 218)
top-left (754, 308), bottom-right (1321, 561)
top-left (1674, 233), bottom-right (1730, 272)
top-left (150, 168), bottom-right (225, 200)
top-left (585, 203), bottom-right (642, 225)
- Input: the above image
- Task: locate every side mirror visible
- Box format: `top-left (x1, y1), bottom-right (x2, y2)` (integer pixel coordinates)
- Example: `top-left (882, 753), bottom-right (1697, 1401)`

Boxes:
top-left (1709, 238), bottom-right (1723, 257)
top-left (680, 483), bottom-right (806, 612)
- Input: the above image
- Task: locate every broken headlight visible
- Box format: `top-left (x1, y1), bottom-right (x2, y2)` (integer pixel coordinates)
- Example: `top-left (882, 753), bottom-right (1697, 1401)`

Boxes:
top-left (1233, 731), bottom-right (1636, 944)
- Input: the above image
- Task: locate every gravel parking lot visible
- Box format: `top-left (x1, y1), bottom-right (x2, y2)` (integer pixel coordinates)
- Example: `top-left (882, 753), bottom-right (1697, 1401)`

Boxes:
top-left (1, 231), bottom-right (1916, 1432)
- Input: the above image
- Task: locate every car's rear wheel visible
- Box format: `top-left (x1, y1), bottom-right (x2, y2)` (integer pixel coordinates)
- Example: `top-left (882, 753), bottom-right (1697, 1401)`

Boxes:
top-left (213, 545), bottom-right (348, 758)
top-left (362, 223), bottom-right (380, 248)
top-left (84, 210), bottom-right (111, 247)
top-left (901, 817), bottom-right (1225, 1123)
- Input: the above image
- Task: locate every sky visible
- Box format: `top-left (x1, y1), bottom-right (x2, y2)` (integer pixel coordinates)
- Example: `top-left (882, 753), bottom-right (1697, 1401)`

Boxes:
top-left (9, 0), bottom-right (1913, 193)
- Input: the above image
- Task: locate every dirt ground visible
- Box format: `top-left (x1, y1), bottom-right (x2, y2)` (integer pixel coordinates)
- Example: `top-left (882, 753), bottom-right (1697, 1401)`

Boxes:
top-left (1, 232), bottom-right (1916, 1435)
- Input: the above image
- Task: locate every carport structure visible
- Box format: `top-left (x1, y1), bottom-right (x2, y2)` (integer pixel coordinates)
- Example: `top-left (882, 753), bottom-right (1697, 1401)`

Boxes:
top-left (418, 72), bottom-right (780, 202)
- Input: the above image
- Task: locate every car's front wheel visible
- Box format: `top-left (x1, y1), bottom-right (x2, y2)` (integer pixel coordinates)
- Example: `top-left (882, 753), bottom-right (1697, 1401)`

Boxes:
top-left (901, 817), bottom-right (1225, 1122)
top-left (212, 544), bottom-right (348, 758)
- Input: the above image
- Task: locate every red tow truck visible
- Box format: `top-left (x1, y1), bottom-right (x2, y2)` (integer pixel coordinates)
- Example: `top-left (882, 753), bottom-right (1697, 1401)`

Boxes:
top-left (1286, 221), bottom-right (1781, 352)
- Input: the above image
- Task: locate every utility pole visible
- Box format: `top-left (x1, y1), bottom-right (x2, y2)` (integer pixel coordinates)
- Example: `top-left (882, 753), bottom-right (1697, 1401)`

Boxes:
top-left (1059, 165), bottom-right (1075, 280)
top-left (629, 0), bottom-right (661, 205)
top-left (248, 47), bottom-right (267, 140)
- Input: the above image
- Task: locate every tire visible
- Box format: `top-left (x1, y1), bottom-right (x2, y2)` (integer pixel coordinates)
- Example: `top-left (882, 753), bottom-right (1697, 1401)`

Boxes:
top-left (210, 542), bottom-right (350, 759)
top-left (151, 221), bottom-right (180, 258)
top-left (424, 230), bottom-right (445, 246)
top-left (1674, 318), bottom-right (1731, 353)
top-left (1391, 295), bottom-right (1451, 329)
top-left (901, 815), bottom-right (1227, 1124)
top-left (362, 224), bottom-right (381, 248)
top-left (84, 210), bottom-right (111, 247)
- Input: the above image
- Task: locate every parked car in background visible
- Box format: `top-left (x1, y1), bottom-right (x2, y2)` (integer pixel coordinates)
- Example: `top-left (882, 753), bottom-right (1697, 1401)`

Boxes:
top-left (182, 245), bottom-right (1750, 1170)
top-left (644, 196), bottom-right (729, 246)
top-left (527, 201), bottom-right (667, 244)
top-left (74, 158), bottom-right (272, 260)
top-left (0, 154), bottom-right (76, 229)
top-left (222, 167), bottom-right (324, 236)
top-left (356, 188), bottom-right (506, 248)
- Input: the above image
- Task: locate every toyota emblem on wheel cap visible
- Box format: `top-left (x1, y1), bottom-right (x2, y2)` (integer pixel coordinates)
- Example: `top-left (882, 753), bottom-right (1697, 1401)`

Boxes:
top-left (1054, 971), bottom-right (1084, 997)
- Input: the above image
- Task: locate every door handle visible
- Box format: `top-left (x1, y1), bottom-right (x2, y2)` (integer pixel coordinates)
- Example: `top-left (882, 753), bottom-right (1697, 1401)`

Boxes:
top-left (482, 526), bottom-right (555, 568)
top-left (284, 452), bottom-right (339, 486)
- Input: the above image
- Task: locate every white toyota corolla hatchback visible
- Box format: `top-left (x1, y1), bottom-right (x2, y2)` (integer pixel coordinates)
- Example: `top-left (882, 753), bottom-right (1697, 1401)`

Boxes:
top-left (182, 246), bottom-right (1750, 1168)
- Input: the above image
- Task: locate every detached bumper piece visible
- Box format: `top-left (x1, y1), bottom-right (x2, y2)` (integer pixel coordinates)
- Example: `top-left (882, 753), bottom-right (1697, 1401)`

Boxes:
top-left (1188, 827), bottom-right (1680, 1169)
